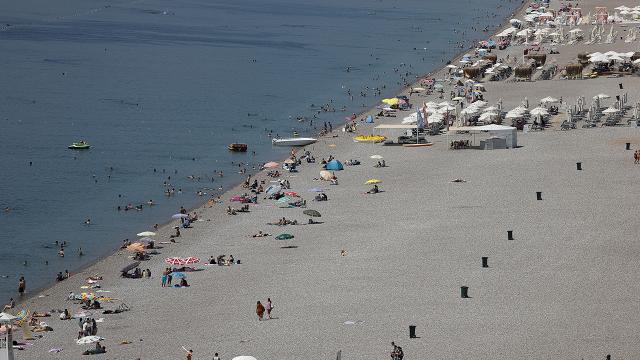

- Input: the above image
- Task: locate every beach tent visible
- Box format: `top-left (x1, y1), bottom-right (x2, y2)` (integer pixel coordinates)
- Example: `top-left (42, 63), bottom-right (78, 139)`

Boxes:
top-left (325, 160), bottom-right (344, 171)
top-left (448, 124), bottom-right (518, 148)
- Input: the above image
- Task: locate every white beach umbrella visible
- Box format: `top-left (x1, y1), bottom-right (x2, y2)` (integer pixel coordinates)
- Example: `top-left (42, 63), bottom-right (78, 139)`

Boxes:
top-left (530, 107), bottom-right (549, 116)
top-left (370, 155), bottom-right (383, 159)
top-left (540, 96), bottom-right (559, 104)
top-left (77, 336), bottom-right (104, 345)
top-left (460, 108), bottom-right (478, 116)
top-left (437, 101), bottom-right (453, 107)
top-left (452, 96), bottom-right (465, 101)
top-left (438, 104), bottom-right (457, 112)
top-left (469, 100), bottom-right (487, 108)
top-left (479, 112), bottom-right (498, 121)
top-left (428, 113), bottom-right (444, 123)
top-left (402, 113), bottom-right (417, 124)
top-left (505, 112), bottom-right (523, 119)
top-left (483, 106), bottom-right (499, 112)
top-left (446, 64), bottom-right (458, 69)
top-left (602, 107), bottom-right (618, 114)
top-left (593, 93), bottom-right (610, 100)
top-left (232, 357), bottom-right (257, 360)
top-left (633, 59), bottom-right (640, 64)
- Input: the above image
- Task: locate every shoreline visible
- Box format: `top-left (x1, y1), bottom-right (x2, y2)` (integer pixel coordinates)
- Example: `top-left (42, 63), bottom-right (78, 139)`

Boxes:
top-left (12, 0), bottom-right (529, 306)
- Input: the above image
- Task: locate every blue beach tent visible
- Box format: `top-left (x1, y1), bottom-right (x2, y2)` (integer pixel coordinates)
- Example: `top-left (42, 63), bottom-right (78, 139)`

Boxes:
top-left (325, 160), bottom-right (344, 171)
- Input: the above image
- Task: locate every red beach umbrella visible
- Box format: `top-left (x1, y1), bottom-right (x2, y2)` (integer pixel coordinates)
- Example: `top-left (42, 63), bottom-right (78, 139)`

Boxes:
top-left (182, 257), bottom-right (200, 264)
top-left (165, 257), bottom-right (185, 266)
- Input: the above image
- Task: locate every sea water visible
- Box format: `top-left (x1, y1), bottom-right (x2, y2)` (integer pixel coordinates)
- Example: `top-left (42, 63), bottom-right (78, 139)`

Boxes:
top-left (0, 0), bottom-right (519, 301)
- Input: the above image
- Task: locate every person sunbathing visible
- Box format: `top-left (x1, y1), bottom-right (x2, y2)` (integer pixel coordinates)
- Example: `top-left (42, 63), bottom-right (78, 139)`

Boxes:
top-left (252, 231), bottom-right (271, 237)
top-left (367, 185), bottom-right (380, 194)
top-left (32, 311), bottom-right (51, 317)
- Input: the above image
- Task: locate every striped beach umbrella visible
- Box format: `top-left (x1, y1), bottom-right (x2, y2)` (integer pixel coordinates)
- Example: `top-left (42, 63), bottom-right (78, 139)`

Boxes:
top-left (182, 257), bottom-right (200, 264)
top-left (165, 257), bottom-right (185, 266)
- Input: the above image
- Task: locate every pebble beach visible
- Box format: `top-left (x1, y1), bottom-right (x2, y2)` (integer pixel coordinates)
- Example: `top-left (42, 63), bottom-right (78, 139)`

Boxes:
top-left (4, 0), bottom-right (640, 359)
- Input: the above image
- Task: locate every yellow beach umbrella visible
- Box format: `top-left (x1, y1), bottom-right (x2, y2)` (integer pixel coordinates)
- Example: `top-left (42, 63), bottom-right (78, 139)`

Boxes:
top-left (365, 179), bottom-right (381, 185)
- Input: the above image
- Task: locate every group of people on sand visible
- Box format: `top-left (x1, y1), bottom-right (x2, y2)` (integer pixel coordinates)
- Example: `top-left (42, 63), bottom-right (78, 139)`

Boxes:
top-left (269, 217), bottom-right (298, 226)
top-left (161, 268), bottom-right (189, 287)
top-left (255, 298), bottom-right (274, 321)
top-left (208, 255), bottom-right (237, 266)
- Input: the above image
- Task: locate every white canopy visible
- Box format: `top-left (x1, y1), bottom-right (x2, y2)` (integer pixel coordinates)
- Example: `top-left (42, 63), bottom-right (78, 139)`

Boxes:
top-left (449, 124), bottom-right (517, 148)
top-left (0, 312), bottom-right (17, 322)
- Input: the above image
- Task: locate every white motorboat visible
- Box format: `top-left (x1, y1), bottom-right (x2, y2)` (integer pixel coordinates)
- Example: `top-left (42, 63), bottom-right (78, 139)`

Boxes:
top-left (272, 137), bottom-right (317, 146)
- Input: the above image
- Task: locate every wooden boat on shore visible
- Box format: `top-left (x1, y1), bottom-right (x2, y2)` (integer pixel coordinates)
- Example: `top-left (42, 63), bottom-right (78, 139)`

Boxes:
top-left (272, 137), bottom-right (317, 146)
top-left (68, 141), bottom-right (90, 150)
top-left (228, 143), bottom-right (248, 152)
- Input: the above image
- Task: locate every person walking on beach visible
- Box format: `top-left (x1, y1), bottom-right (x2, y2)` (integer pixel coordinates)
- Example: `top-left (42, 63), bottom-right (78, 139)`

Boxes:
top-left (18, 276), bottom-right (25, 296)
top-left (213, 353), bottom-right (221, 360)
top-left (266, 298), bottom-right (273, 319)
top-left (161, 268), bottom-right (168, 287)
top-left (634, 150), bottom-right (639, 164)
top-left (256, 301), bottom-right (265, 321)
top-left (167, 268), bottom-right (173, 286)
top-left (185, 349), bottom-right (193, 360)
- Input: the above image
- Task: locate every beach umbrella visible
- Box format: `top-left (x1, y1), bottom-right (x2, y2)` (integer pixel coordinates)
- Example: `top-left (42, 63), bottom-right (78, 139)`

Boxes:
top-left (308, 187), bottom-right (324, 192)
top-left (126, 243), bottom-right (146, 253)
top-left (170, 272), bottom-right (187, 279)
top-left (165, 257), bottom-right (185, 266)
top-left (412, 87), bottom-right (426, 91)
top-left (602, 107), bottom-right (618, 114)
top-left (319, 170), bottom-right (332, 181)
top-left (232, 357), bottom-right (257, 360)
top-left (370, 155), bottom-right (383, 159)
top-left (182, 257), bottom-right (200, 264)
top-left (446, 64), bottom-right (458, 69)
top-left (530, 107), bottom-right (549, 116)
top-left (540, 97), bottom-right (559, 104)
top-left (77, 336), bottom-right (104, 345)
top-left (593, 93), bottom-right (610, 100)
top-left (303, 210), bottom-right (321, 217)
top-left (120, 261), bottom-right (141, 274)
top-left (365, 179), bottom-right (381, 185)
top-left (137, 231), bottom-right (156, 237)
top-left (172, 213), bottom-right (189, 219)
top-left (275, 234), bottom-right (294, 240)
top-left (452, 96), bottom-right (464, 101)
top-left (479, 112), bottom-right (498, 122)
top-left (263, 162), bottom-right (279, 168)
top-left (265, 185), bottom-right (282, 195)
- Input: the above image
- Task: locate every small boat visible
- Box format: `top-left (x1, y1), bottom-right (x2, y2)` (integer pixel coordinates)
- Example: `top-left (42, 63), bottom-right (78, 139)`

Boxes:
top-left (272, 137), bottom-right (317, 147)
top-left (353, 135), bottom-right (387, 143)
top-left (68, 141), bottom-right (90, 150)
top-left (228, 143), bottom-right (248, 152)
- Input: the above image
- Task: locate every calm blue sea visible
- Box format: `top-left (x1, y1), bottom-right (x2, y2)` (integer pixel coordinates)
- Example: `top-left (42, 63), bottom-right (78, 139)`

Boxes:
top-left (0, 0), bottom-right (519, 301)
